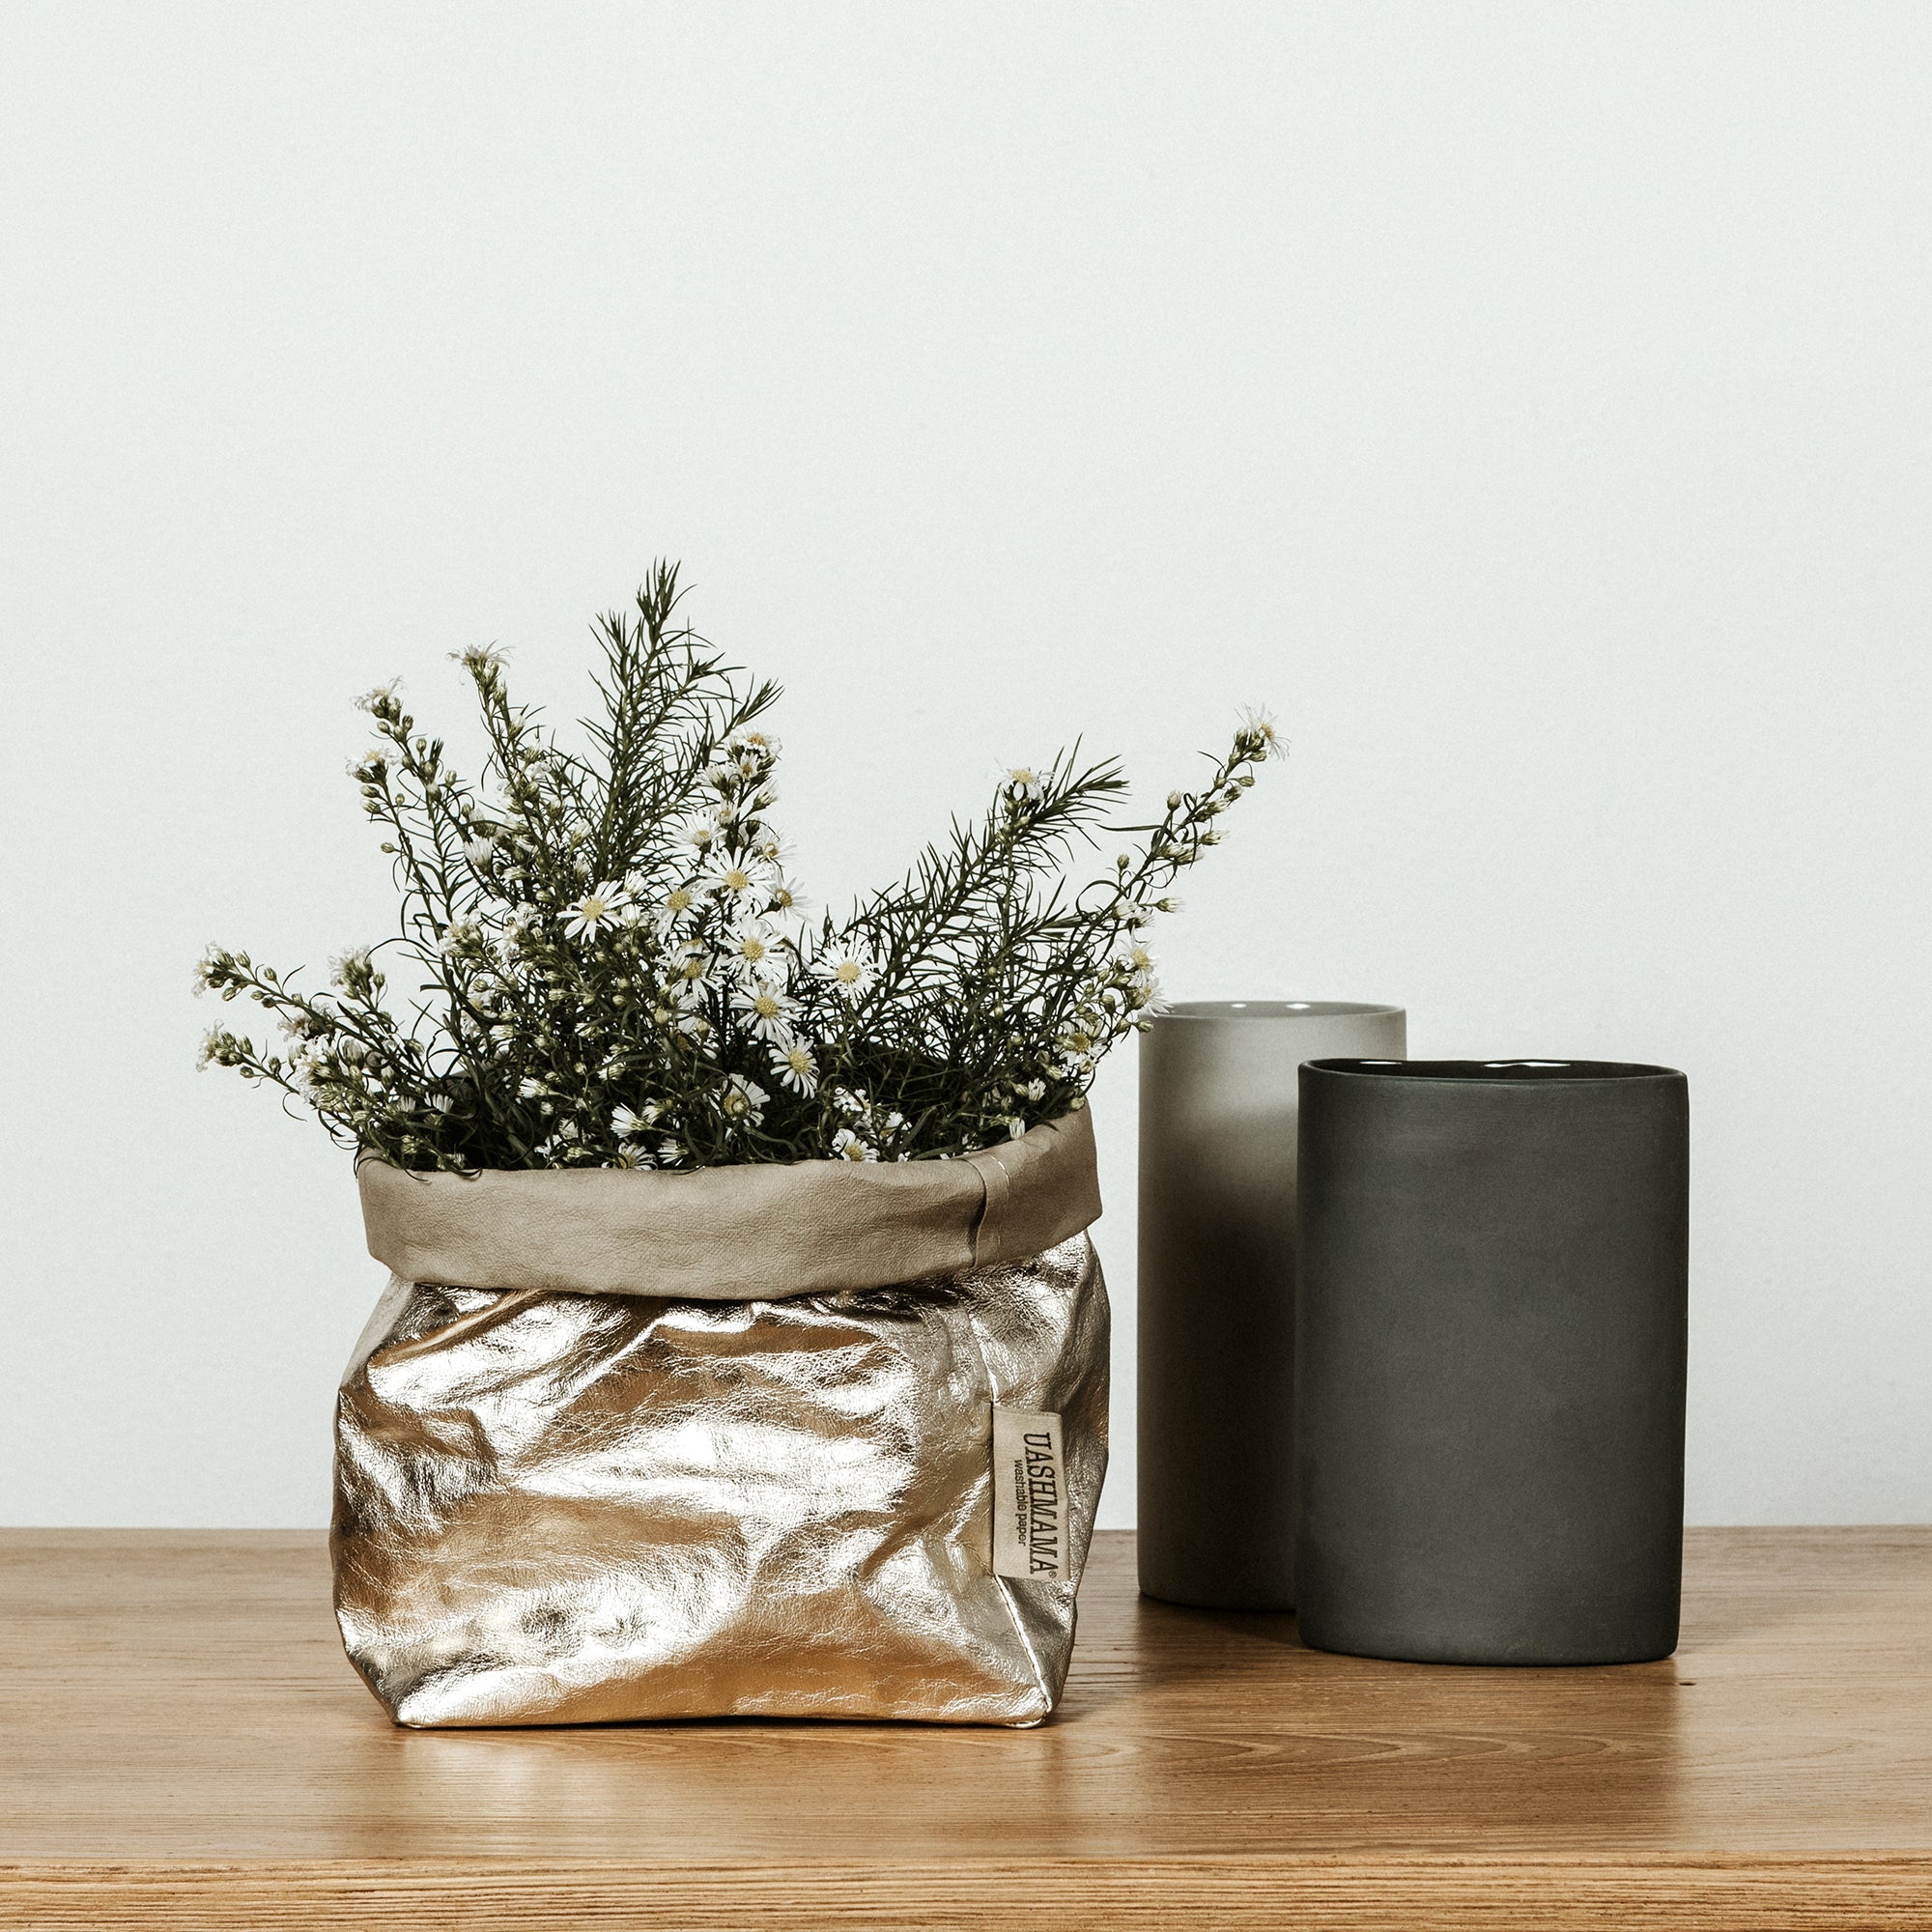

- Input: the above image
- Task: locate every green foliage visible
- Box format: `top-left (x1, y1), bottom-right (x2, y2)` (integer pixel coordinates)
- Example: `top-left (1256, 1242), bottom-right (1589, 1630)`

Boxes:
top-left (196, 565), bottom-right (1283, 1171)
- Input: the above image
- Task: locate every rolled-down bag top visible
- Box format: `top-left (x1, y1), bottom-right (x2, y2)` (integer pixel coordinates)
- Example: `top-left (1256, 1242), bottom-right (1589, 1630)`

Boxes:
top-left (332, 1109), bottom-right (1109, 1728)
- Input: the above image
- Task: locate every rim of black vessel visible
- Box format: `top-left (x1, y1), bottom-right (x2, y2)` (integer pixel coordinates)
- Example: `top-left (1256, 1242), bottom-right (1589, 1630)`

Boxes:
top-left (1305, 1058), bottom-right (1683, 1083)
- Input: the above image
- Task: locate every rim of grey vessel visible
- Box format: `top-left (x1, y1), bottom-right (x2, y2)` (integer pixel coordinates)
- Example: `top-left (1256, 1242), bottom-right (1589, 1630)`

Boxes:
top-left (1155, 1000), bottom-right (1405, 1021)
top-left (1305, 1057), bottom-right (1684, 1083)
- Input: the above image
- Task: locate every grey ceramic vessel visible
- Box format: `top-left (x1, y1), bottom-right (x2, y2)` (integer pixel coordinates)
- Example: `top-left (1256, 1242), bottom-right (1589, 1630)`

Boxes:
top-left (1293, 1059), bottom-right (1690, 1665)
top-left (1137, 1001), bottom-right (1406, 1609)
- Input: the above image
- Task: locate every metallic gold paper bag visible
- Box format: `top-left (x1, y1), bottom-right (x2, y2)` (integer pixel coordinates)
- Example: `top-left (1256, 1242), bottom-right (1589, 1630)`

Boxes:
top-left (332, 1112), bottom-right (1108, 1727)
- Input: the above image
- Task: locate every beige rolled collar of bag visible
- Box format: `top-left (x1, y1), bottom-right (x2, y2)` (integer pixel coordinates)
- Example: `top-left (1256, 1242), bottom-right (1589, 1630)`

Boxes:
top-left (357, 1107), bottom-right (1101, 1302)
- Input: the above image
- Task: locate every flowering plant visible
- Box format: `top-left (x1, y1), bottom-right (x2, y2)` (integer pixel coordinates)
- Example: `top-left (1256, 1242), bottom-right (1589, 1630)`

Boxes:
top-left (197, 566), bottom-right (1281, 1171)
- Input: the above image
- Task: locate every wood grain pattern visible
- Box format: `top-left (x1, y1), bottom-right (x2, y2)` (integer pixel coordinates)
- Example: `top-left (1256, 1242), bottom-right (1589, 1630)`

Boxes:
top-left (3, 1528), bottom-right (1929, 1927)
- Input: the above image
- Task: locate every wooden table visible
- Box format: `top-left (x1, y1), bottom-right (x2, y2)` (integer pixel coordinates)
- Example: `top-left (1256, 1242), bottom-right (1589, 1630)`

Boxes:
top-left (3, 1528), bottom-right (1930, 1928)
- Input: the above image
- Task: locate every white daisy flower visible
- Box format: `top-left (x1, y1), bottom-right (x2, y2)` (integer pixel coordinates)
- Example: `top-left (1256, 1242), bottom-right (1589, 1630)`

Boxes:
top-left (727, 726), bottom-right (781, 760)
top-left (719, 1074), bottom-right (769, 1124)
top-left (832, 1127), bottom-right (878, 1162)
top-left (657, 1138), bottom-right (686, 1167)
top-left (355, 680), bottom-right (402, 716)
top-left (813, 948), bottom-right (876, 1001)
top-left (453, 643), bottom-right (505, 678)
top-left (562, 882), bottom-right (630, 940)
top-left (702, 852), bottom-right (776, 909)
top-left (771, 1041), bottom-right (818, 1095)
top-left (1022, 1078), bottom-right (1046, 1102)
top-left (766, 873), bottom-right (814, 920)
top-left (1004, 765), bottom-right (1045, 805)
top-left (652, 881), bottom-right (700, 936)
top-left (611, 1104), bottom-right (654, 1143)
top-left (731, 982), bottom-right (797, 1044)
top-left (724, 921), bottom-right (783, 982)
top-left (746, 825), bottom-right (794, 867)
top-left (1236, 704), bottom-right (1286, 760)
top-left (665, 939), bottom-right (714, 996)
top-left (675, 819), bottom-right (718, 858)
top-left (649, 885), bottom-right (703, 935)
top-left (1056, 1023), bottom-right (1099, 1071)
top-left (327, 949), bottom-right (375, 990)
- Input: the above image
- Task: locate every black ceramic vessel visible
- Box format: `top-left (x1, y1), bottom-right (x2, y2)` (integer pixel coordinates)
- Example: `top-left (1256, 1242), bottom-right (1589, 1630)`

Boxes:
top-left (1293, 1059), bottom-right (1689, 1666)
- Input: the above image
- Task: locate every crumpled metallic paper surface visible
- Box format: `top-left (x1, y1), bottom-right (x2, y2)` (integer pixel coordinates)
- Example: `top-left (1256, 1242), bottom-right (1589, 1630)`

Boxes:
top-left (333, 1236), bottom-right (1108, 1727)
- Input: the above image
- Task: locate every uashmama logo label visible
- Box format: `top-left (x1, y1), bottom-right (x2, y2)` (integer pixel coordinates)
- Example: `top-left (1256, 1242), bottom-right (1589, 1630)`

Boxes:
top-left (991, 1406), bottom-right (1066, 1581)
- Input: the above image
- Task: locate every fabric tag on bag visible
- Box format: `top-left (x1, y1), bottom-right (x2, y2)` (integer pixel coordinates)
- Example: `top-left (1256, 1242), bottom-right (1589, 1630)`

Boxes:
top-left (992, 1406), bottom-right (1067, 1581)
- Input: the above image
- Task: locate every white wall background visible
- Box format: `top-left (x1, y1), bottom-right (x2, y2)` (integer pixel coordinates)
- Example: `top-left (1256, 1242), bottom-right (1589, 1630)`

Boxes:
top-left (3, 2), bottom-right (1927, 1528)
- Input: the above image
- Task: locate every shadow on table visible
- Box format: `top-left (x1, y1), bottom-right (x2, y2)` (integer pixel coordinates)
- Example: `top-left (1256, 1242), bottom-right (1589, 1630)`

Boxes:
top-left (1052, 1585), bottom-right (1696, 1850)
